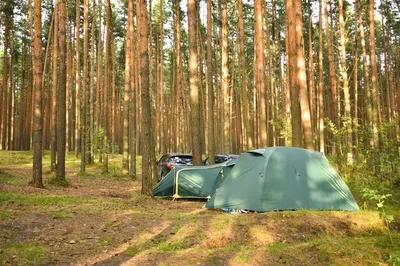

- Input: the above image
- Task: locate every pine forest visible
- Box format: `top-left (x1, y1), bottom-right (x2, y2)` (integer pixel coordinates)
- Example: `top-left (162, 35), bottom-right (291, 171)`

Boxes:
top-left (1, 0), bottom-right (400, 264)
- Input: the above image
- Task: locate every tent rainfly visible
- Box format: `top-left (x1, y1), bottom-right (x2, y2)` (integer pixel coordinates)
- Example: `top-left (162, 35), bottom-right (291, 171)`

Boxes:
top-left (205, 147), bottom-right (359, 212)
top-left (153, 160), bottom-right (236, 198)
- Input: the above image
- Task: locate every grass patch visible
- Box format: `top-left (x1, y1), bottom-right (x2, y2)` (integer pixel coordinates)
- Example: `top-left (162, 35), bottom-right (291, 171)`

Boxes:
top-left (267, 242), bottom-right (287, 251)
top-left (0, 151), bottom-right (33, 165)
top-left (77, 172), bottom-right (96, 178)
top-left (157, 239), bottom-right (185, 251)
top-left (0, 242), bottom-right (48, 265)
top-left (46, 177), bottom-right (71, 187)
top-left (50, 210), bottom-right (73, 219)
top-left (310, 235), bottom-right (399, 265)
top-left (125, 245), bottom-right (142, 257)
top-left (0, 209), bottom-right (18, 220)
top-left (0, 170), bottom-right (17, 184)
top-left (0, 192), bottom-right (93, 206)
top-left (100, 237), bottom-right (117, 247)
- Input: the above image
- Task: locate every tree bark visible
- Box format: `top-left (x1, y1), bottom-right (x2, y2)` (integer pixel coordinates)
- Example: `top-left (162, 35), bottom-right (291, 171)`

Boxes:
top-left (137, 0), bottom-right (153, 195)
top-left (188, 0), bottom-right (202, 165)
top-left (31, 0), bottom-right (44, 187)
top-left (123, 0), bottom-right (133, 174)
top-left (339, 0), bottom-right (352, 162)
top-left (207, 0), bottom-right (215, 163)
top-left (56, 0), bottom-right (67, 180)
top-left (51, 1), bottom-right (58, 171)
top-left (318, 0), bottom-right (325, 153)
top-left (75, 0), bottom-right (81, 157)
top-left (255, 0), bottom-right (267, 148)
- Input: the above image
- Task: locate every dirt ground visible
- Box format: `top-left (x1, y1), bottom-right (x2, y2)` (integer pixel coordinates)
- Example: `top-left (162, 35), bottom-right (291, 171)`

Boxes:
top-left (1, 162), bottom-right (399, 266)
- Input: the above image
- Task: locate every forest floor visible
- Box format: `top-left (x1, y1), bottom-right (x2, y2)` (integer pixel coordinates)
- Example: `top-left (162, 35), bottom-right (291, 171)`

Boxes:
top-left (1, 151), bottom-right (400, 266)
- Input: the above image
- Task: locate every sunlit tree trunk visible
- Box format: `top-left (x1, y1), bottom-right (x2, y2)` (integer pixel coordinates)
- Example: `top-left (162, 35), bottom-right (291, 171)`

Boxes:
top-left (318, 0), bottom-right (325, 153)
top-left (221, 0), bottom-right (230, 152)
top-left (238, 0), bottom-right (252, 151)
top-left (123, 0), bottom-right (133, 174)
top-left (355, 0), bottom-right (370, 129)
top-left (89, 0), bottom-right (96, 160)
top-left (369, 0), bottom-right (381, 173)
top-left (339, 0), bottom-right (352, 163)
top-left (255, 0), bottom-right (267, 148)
top-left (286, 0), bottom-right (301, 147)
top-left (103, 0), bottom-right (111, 173)
top-left (188, 0), bottom-right (202, 165)
top-left (31, 0), bottom-right (44, 187)
top-left (307, 0), bottom-right (315, 142)
top-left (324, 0), bottom-right (339, 131)
top-left (205, 0), bottom-right (215, 163)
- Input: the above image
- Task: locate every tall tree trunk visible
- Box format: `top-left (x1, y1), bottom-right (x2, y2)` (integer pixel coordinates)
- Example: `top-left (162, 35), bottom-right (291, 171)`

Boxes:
top-left (31, 0), bottom-right (44, 187)
top-left (255, 0), bottom-right (267, 148)
top-left (51, 1), bottom-right (58, 171)
top-left (129, 9), bottom-right (137, 178)
top-left (339, 0), bottom-right (352, 162)
top-left (103, 0), bottom-right (111, 172)
top-left (1, 17), bottom-right (10, 150)
top-left (137, 0), bottom-right (153, 195)
top-left (8, 25), bottom-right (15, 150)
top-left (207, 0), bottom-right (215, 163)
top-left (123, 0), bottom-right (133, 174)
top-left (80, 0), bottom-right (89, 172)
top-left (356, 0), bottom-right (371, 129)
top-left (286, 0), bottom-right (301, 147)
top-left (295, 0), bottom-right (313, 149)
top-left (56, 0), bottom-right (67, 180)
top-left (318, 0), bottom-right (325, 153)
top-left (75, 0), bottom-right (81, 157)
top-left (155, 0), bottom-right (164, 155)
top-left (369, 0), bottom-right (381, 173)
top-left (89, 0), bottom-right (96, 160)
top-left (188, 0), bottom-right (202, 165)
top-left (238, 0), bottom-right (252, 150)
top-left (324, 0), bottom-right (339, 131)
top-left (221, 0), bottom-right (230, 152)
top-left (308, 0), bottom-right (315, 142)
top-left (96, 0), bottom-right (102, 131)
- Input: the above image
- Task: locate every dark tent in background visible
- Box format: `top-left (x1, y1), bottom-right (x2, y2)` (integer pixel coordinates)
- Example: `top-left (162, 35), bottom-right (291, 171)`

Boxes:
top-left (205, 147), bottom-right (359, 212)
top-left (153, 160), bottom-right (237, 198)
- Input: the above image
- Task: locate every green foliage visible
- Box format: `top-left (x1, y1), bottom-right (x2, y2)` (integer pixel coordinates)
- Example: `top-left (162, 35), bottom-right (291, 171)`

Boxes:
top-left (388, 250), bottom-right (400, 266)
top-left (362, 188), bottom-right (394, 245)
top-left (92, 127), bottom-right (109, 157)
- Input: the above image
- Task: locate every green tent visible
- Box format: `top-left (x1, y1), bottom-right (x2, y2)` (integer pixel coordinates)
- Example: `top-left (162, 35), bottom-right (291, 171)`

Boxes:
top-left (153, 160), bottom-right (236, 198)
top-left (205, 147), bottom-right (359, 211)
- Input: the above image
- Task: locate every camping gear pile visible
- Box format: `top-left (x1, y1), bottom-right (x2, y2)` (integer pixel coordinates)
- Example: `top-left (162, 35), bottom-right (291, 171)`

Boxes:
top-left (153, 147), bottom-right (359, 212)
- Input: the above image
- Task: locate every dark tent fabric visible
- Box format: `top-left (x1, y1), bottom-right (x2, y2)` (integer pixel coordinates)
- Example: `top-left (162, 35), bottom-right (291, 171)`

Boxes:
top-left (205, 147), bottom-right (359, 212)
top-left (153, 160), bottom-right (236, 198)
